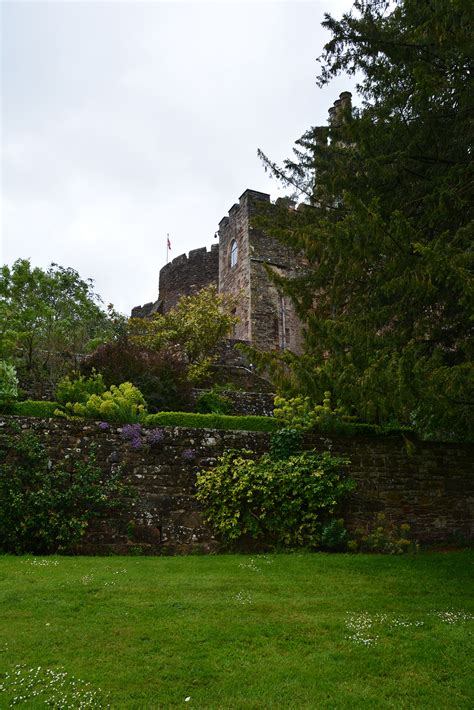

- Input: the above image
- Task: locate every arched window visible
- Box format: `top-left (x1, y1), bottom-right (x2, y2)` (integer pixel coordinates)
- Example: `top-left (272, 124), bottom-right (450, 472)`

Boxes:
top-left (230, 239), bottom-right (238, 268)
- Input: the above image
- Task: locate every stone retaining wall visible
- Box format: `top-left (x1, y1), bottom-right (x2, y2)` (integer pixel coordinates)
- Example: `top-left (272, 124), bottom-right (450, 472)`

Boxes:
top-left (0, 416), bottom-right (472, 554)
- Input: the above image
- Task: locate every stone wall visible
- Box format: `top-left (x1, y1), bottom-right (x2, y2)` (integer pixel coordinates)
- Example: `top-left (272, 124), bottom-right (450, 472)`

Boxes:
top-left (131, 245), bottom-right (219, 317)
top-left (217, 189), bottom-right (306, 353)
top-left (248, 214), bottom-right (306, 354)
top-left (304, 432), bottom-right (474, 545)
top-left (158, 245), bottom-right (219, 314)
top-left (192, 389), bottom-right (275, 416)
top-left (218, 190), bottom-right (259, 342)
top-left (1, 416), bottom-right (472, 555)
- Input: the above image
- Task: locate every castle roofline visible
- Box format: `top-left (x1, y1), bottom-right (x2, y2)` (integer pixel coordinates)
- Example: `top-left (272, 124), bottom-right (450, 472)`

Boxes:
top-left (218, 189), bottom-right (270, 229)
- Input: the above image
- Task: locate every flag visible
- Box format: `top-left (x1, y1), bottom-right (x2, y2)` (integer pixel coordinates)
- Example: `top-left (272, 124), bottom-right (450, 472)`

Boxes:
top-left (167, 235), bottom-right (171, 251)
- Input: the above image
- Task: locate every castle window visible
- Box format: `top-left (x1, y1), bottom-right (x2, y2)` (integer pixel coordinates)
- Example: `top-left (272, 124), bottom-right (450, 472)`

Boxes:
top-left (230, 239), bottom-right (238, 268)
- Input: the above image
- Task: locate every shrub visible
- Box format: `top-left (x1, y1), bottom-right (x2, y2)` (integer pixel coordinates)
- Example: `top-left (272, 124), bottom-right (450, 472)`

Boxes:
top-left (0, 430), bottom-right (130, 554)
top-left (269, 427), bottom-right (303, 460)
top-left (12, 400), bottom-right (58, 418)
top-left (195, 387), bottom-right (232, 414)
top-left (196, 449), bottom-right (354, 548)
top-left (144, 411), bottom-right (278, 432)
top-left (81, 338), bottom-right (192, 413)
top-left (0, 361), bottom-right (19, 412)
top-left (320, 518), bottom-right (350, 552)
top-left (348, 513), bottom-right (417, 554)
top-left (55, 371), bottom-right (106, 405)
top-left (57, 382), bottom-right (147, 423)
top-left (273, 392), bottom-right (352, 431)
top-left (273, 394), bottom-right (416, 438)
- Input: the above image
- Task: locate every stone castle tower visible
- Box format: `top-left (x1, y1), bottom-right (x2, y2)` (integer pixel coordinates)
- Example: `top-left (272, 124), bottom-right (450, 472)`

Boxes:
top-left (131, 93), bottom-right (354, 355)
top-left (132, 188), bottom-right (305, 353)
top-left (218, 189), bottom-right (304, 353)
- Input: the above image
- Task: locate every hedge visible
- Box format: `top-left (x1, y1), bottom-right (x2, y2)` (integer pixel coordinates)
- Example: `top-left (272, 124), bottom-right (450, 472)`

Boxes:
top-left (13, 401), bottom-right (59, 418)
top-left (143, 411), bottom-right (278, 432)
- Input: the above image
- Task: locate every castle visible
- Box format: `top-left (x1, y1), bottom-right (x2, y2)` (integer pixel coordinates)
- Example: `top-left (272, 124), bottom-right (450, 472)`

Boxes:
top-left (132, 188), bottom-right (306, 354)
top-left (132, 92), bottom-right (353, 354)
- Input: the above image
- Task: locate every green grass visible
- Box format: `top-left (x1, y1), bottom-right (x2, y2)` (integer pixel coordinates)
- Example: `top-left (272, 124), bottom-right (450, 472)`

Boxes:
top-left (0, 552), bottom-right (472, 708)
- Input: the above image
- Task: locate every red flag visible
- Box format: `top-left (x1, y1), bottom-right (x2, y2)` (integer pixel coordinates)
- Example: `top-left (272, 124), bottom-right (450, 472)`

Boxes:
top-left (167, 236), bottom-right (171, 251)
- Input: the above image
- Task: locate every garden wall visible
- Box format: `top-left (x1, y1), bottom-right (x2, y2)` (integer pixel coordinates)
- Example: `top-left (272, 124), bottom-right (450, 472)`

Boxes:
top-left (1, 416), bottom-right (472, 554)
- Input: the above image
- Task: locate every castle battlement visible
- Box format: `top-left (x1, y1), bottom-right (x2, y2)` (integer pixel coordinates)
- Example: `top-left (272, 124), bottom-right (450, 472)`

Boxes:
top-left (155, 243), bottom-right (219, 314)
top-left (219, 189), bottom-right (270, 231)
top-left (131, 186), bottom-right (304, 353)
top-left (160, 244), bottom-right (219, 275)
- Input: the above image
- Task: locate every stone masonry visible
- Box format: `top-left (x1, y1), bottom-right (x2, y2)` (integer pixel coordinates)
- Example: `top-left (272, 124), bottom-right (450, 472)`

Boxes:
top-left (131, 244), bottom-right (219, 318)
top-left (2, 416), bottom-right (472, 555)
top-left (218, 189), bottom-right (305, 353)
top-left (132, 189), bottom-right (305, 353)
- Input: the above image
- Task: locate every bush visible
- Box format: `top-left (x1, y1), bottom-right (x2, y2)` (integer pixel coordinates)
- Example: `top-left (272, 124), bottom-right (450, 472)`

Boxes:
top-left (269, 428), bottom-right (303, 460)
top-left (320, 518), bottom-right (350, 552)
top-left (348, 513), bottom-right (417, 554)
top-left (57, 382), bottom-right (147, 423)
top-left (12, 400), bottom-right (58, 418)
top-left (0, 430), bottom-right (130, 554)
top-left (195, 387), bottom-right (232, 414)
top-left (196, 448), bottom-right (354, 547)
top-left (55, 371), bottom-right (106, 405)
top-left (273, 392), bottom-right (350, 430)
top-left (81, 338), bottom-right (192, 413)
top-left (273, 394), bottom-right (415, 438)
top-left (144, 411), bottom-right (278, 432)
top-left (0, 361), bottom-right (19, 412)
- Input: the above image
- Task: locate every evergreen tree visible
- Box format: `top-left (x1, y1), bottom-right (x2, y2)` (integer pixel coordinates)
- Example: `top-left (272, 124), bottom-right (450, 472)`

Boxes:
top-left (255, 0), bottom-right (473, 440)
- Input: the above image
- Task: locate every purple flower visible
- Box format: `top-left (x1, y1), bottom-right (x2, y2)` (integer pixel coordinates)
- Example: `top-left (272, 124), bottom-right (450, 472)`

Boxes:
top-left (182, 448), bottom-right (196, 461)
top-left (121, 424), bottom-right (142, 441)
top-left (146, 428), bottom-right (165, 446)
top-left (98, 421), bottom-right (110, 430)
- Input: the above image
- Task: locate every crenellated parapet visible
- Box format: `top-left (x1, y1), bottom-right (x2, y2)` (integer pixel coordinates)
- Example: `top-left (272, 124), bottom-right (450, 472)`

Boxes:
top-left (158, 244), bottom-right (219, 314)
top-left (131, 244), bottom-right (219, 317)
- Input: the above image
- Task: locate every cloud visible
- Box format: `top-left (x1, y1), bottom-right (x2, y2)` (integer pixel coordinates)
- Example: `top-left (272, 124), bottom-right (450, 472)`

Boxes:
top-left (1, 0), bottom-right (355, 314)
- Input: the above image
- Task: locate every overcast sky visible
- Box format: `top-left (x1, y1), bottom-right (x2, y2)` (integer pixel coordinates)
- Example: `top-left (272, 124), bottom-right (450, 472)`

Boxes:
top-left (1, 0), bottom-right (355, 315)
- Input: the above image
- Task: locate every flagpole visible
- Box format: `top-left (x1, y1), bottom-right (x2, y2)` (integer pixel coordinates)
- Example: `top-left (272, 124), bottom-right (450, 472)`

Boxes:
top-left (166, 233), bottom-right (170, 264)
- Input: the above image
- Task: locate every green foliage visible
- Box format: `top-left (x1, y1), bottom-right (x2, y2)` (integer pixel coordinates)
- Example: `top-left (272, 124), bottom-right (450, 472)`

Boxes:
top-left (0, 259), bottom-right (126, 392)
top-left (81, 337), bottom-right (192, 413)
top-left (56, 382), bottom-right (147, 423)
top-left (269, 428), bottom-right (303, 460)
top-left (12, 400), bottom-right (58, 418)
top-left (0, 360), bottom-right (18, 412)
top-left (143, 411), bottom-right (278, 432)
top-left (130, 285), bottom-right (238, 384)
top-left (55, 371), bottom-right (106, 405)
top-left (255, 0), bottom-right (473, 441)
top-left (273, 392), bottom-right (351, 431)
top-left (348, 513), bottom-right (417, 555)
top-left (196, 448), bottom-right (354, 547)
top-left (195, 387), bottom-right (232, 414)
top-left (273, 394), bottom-right (415, 438)
top-left (0, 430), bottom-right (129, 554)
top-left (320, 518), bottom-right (349, 552)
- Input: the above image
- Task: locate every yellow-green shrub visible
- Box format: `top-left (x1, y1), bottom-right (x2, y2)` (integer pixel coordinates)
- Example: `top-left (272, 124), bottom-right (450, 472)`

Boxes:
top-left (56, 382), bottom-right (147, 423)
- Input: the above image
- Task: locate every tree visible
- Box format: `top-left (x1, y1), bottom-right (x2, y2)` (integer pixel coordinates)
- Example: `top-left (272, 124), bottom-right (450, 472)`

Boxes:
top-left (0, 259), bottom-right (126, 392)
top-left (129, 285), bottom-right (238, 383)
top-left (255, 0), bottom-right (473, 440)
top-left (81, 337), bottom-right (193, 412)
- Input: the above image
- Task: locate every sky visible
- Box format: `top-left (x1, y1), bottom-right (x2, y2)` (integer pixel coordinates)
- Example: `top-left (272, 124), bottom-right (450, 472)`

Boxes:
top-left (1, 0), bottom-right (356, 315)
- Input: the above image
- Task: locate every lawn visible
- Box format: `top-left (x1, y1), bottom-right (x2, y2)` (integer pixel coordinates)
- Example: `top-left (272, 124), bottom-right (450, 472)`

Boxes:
top-left (0, 551), bottom-right (472, 708)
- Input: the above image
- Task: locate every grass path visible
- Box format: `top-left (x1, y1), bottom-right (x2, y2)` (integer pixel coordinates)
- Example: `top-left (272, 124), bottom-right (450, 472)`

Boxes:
top-left (0, 551), bottom-right (473, 708)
